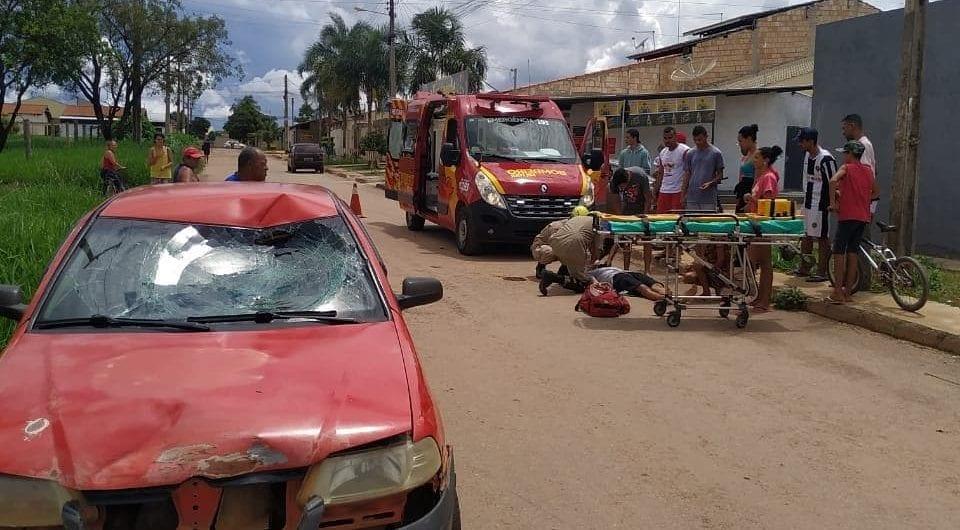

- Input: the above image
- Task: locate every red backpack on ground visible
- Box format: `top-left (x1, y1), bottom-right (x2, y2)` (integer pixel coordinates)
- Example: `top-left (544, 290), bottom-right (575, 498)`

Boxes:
top-left (575, 282), bottom-right (631, 318)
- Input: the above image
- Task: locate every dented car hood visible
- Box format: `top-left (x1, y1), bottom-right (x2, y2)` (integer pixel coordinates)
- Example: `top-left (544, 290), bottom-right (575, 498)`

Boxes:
top-left (0, 323), bottom-right (412, 490)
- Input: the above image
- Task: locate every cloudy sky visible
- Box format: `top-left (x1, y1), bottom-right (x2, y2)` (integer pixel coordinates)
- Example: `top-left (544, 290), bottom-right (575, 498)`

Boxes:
top-left (26, 0), bottom-right (904, 129)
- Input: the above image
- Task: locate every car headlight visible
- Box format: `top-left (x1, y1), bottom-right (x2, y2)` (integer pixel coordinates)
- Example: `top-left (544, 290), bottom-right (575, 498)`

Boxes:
top-left (475, 172), bottom-right (507, 209)
top-left (580, 181), bottom-right (595, 207)
top-left (297, 437), bottom-right (442, 507)
top-left (0, 475), bottom-right (83, 526)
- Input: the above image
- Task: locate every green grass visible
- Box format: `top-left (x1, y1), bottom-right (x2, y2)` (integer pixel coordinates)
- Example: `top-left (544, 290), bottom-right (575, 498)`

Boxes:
top-left (0, 135), bottom-right (195, 347)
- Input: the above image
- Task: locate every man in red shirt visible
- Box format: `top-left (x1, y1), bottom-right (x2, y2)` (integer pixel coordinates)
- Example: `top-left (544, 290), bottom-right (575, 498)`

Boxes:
top-left (829, 141), bottom-right (880, 303)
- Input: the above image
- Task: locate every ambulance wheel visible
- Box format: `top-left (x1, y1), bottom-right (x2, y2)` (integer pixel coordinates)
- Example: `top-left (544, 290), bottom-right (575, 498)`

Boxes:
top-left (667, 311), bottom-right (681, 328)
top-left (456, 208), bottom-right (482, 255)
top-left (654, 300), bottom-right (668, 317)
top-left (719, 301), bottom-right (731, 319)
top-left (406, 212), bottom-right (425, 231)
top-left (736, 310), bottom-right (749, 329)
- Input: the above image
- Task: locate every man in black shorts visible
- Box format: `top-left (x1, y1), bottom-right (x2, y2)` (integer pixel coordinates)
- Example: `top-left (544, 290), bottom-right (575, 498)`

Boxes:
top-left (587, 266), bottom-right (669, 302)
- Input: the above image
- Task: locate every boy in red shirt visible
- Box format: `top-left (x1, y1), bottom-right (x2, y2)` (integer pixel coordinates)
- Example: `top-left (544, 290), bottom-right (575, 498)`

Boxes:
top-left (829, 141), bottom-right (880, 303)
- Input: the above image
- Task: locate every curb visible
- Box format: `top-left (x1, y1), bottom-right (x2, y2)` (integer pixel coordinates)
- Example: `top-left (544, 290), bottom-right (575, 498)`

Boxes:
top-left (805, 300), bottom-right (960, 355)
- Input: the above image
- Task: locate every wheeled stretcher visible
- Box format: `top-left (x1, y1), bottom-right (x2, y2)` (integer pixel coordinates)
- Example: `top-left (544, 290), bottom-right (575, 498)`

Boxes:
top-left (593, 212), bottom-right (806, 328)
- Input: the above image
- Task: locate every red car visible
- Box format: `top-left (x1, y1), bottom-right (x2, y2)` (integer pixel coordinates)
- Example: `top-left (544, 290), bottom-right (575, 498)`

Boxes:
top-left (0, 183), bottom-right (458, 529)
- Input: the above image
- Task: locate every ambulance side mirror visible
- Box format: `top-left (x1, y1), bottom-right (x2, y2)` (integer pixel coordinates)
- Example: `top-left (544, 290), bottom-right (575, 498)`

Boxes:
top-left (440, 143), bottom-right (460, 167)
top-left (584, 148), bottom-right (604, 171)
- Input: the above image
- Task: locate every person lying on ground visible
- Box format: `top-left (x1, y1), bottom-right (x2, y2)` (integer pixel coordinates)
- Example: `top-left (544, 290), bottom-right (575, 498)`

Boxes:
top-left (587, 265), bottom-right (670, 302)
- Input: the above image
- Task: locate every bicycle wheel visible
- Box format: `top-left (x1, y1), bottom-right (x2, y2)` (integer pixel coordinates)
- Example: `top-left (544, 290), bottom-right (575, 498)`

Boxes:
top-left (828, 251), bottom-right (870, 294)
top-left (889, 256), bottom-right (929, 312)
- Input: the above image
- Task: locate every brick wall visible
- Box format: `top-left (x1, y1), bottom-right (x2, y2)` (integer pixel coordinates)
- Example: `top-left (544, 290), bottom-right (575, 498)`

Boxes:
top-left (512, 0), bottom-right (879, 97)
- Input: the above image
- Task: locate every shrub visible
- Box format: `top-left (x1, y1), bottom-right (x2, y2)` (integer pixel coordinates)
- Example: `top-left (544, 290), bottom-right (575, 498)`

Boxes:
top-left (359, 131), bottom-right (387, 154)
top-left (772, 286), bottom-right (808, 311)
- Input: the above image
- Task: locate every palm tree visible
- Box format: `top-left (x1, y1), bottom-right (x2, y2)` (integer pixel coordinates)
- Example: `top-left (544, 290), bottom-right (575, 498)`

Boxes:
top-left (408, 7), bottom-right (487, 92)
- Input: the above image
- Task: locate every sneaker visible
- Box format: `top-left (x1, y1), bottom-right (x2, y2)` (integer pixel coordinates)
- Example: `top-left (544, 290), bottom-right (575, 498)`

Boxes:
top-left (539, 271), bottom-right (560, 296)
top-left (535, 263), bottom-right (546, 279)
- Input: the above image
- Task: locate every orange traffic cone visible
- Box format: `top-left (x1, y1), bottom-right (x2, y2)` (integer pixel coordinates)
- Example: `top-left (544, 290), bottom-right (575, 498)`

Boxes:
top-left (349, 183), bottom-right (364, 217)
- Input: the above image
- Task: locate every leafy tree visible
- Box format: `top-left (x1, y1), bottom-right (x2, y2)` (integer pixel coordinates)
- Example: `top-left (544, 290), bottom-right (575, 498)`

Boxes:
top-left (224, 95), bottom-right (275, 142)
top-left (296, 101), bottom-right (317, 123)
top-left (188, 117), bottom-right (211, 138)
top-left (0, 0), bottom-right (92, 151)
top-left (115, 110), bottom-right (157, 140)
top-left (408, 7), bottom-right (487, 93)
top-left (68, 0), bottom-right (239, 141)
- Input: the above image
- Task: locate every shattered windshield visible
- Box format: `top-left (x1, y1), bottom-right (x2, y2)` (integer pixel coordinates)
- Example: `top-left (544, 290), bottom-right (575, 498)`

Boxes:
top-left (465, 116), bottom-right (577, 163)
top-left (36, 217), bottom-right (386, 325)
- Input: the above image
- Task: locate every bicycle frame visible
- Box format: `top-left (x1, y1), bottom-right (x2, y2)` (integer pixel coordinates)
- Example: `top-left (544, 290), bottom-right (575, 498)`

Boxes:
top-left (856, 237), bottom-right (897, 280)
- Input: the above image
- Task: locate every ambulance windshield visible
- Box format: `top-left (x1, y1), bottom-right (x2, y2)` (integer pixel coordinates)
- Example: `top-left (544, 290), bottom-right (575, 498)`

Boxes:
top-left (465, 116), bottom-right (577, 163)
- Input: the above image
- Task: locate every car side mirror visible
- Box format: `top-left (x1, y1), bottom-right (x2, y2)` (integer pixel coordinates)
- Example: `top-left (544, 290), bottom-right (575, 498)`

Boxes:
top-left (586, 148), bottom-right (604, 171)
top-left (396, 277), bottom-right (443, 310)
top-left (440, 143), bottom-right (460, 167)
top-left (0, 284), bottom-right (27, 321)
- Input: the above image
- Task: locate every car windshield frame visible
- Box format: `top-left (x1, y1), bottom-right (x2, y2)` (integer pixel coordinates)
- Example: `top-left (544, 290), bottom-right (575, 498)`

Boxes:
top-left (32, 214), bottom-right (389, 330)
top-left (465, 116), bottom-right (578, 163)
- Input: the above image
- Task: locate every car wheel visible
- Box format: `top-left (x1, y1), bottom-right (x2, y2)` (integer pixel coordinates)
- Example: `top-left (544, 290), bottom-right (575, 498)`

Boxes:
top-left (456, 207), bottom-right (482, 255)
top-left (406, 212), bottom-right (426, 231)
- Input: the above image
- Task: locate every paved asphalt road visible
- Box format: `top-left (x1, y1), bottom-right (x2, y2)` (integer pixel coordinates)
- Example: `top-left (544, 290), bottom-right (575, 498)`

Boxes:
top-left (204, 149), bottom-right (960, 529)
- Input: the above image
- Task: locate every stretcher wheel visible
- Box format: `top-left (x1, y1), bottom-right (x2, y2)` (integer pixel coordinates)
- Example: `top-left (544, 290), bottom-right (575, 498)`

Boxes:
top-left (654, 300), bottom-right (668, 317)
top-left (719, 301), bottom-right (731, 319)
top-left (667, 311), bottom-right (681, 328)
top-left (736, 310), bottom-right (749, 329)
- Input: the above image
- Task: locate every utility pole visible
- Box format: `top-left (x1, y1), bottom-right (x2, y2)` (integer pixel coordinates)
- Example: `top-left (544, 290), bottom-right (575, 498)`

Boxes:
top-left (510, 68), bottom-right (518, 91)
top-left (889, 0), bottom-right (927, 256)
top-left (283, 74), bottom-right (289, 151)
top-left (388, 0), bottom-right (397, 97)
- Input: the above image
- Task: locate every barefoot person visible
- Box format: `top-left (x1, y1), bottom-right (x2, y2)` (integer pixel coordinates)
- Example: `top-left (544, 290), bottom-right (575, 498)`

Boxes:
top-left (742, 145), bottom-right (783, 312)
top-left (829, 141), bottom-right (880, 303)
top-left (587, 265), bottom-right (670, 302)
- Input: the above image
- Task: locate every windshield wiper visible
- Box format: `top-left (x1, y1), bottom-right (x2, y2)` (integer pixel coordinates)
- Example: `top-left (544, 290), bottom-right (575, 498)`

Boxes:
top-left (35, 315), bottom-right (211, 332)
top-left (187, 310), bottom-right (357, 325)
top-left (475, 153), bottom-right (520, 161)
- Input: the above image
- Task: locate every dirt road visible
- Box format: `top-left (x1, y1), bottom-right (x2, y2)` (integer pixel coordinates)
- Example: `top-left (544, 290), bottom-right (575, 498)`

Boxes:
top-left (208, 150), bottom-right (960, 528)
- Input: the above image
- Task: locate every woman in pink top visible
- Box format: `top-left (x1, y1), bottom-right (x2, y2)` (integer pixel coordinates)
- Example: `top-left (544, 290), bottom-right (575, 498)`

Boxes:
top-left (742, 145), bottom-right (782, 311)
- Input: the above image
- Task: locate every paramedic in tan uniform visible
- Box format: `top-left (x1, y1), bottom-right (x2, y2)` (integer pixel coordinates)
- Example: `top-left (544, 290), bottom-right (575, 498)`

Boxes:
top-left (538, 213), bottom-right (599, 295)
top-left (531, 219), bottom-right (565, 278)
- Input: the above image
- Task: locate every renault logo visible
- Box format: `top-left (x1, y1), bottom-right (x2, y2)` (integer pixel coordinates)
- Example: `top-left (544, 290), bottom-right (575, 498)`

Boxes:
top-left (540, 184), bottom-right (548, 194)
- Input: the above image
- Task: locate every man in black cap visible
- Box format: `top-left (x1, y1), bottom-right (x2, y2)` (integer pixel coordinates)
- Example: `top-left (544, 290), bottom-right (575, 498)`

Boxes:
top-left (795, 127), bottom-right (837, 281)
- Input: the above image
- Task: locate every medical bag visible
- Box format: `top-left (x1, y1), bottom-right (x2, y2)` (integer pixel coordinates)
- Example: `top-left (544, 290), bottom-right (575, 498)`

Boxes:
top-left (755, 198), bottom-right (796, 218)
top-left (575, 282), bottom-right (631, 318)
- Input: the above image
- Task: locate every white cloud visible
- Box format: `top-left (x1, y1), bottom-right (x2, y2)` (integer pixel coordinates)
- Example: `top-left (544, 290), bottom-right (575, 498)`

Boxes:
top-left (197, 89), bottom-right (231, 119)
top-left (585, 40), bottom-right (635, 73)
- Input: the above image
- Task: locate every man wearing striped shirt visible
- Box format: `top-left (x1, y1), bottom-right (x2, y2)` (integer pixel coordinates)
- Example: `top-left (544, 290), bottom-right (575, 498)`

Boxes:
top-left (796, 127), bottom-right (837, 281)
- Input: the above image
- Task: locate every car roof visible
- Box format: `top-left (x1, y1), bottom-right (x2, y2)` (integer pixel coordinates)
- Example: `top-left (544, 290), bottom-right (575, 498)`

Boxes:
top-left (99, 183), bottom-right (343, 229)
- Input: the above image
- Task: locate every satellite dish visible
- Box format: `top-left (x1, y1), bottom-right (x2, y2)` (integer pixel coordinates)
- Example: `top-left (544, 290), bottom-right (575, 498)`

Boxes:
top-left (670, 58), bottom-right (717, 82)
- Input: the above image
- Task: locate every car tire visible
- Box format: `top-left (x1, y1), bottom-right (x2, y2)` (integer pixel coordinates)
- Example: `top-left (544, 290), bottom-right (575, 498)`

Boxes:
top-left (406, 212), bottom-right (426, 231)
top-left (456, 207), bottom-right (482, 256)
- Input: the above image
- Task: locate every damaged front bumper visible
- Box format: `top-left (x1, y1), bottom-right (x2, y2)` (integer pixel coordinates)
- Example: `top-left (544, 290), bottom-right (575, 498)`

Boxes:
top-left (298, 456), bottom-right (458, 530)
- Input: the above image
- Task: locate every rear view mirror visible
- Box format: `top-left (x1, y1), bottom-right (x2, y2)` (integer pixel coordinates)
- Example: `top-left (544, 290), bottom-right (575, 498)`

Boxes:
top-left (397, 277), bottom-right (443, 310)
top-left (586, 148), bottom-right (604, 171)
top-left (440, 143), bottom-right (460, 167)
top-left (0, 285), bottom-right (27, 321)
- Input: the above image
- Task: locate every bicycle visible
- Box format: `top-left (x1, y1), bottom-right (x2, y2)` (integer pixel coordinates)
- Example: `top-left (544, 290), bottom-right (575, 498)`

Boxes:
top-left (827, 221), bottom-right (930, 312)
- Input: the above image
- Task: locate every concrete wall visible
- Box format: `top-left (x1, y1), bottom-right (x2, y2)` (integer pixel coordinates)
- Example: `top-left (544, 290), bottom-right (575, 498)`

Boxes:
top-left (812, 0), bottom-right (960, 257)
top-left (569, 91), bottom-right (811, 191)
